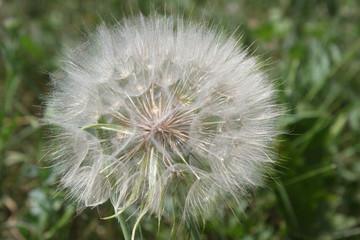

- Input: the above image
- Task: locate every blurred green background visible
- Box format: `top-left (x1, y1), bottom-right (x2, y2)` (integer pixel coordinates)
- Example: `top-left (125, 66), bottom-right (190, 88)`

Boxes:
top-left (1, 0), bottom-right (360, 239)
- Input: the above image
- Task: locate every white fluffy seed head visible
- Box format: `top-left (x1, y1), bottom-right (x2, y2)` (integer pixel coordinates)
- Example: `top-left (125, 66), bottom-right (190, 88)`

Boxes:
top-left (44, 15), bottom-right (281, 232)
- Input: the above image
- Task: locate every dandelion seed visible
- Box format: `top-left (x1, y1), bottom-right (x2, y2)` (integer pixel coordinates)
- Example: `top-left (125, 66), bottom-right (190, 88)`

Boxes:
top-left (44, 15), bottom-right (281, 239)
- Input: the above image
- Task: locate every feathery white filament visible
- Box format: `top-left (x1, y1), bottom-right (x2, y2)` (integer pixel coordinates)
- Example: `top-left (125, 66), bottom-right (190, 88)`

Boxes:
top-left (45, 15), bottom-right (281, 237)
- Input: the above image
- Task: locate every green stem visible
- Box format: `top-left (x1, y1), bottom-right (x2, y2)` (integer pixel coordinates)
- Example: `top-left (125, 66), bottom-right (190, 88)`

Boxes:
top-left (132, 210), bottom-right (147, 240)
top-left (117, 214), bottom-right (131, 240)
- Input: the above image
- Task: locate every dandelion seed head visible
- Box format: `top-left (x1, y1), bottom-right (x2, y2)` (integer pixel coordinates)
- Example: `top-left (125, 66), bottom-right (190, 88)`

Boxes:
top-left (45, 15), bottom-right (281, 231)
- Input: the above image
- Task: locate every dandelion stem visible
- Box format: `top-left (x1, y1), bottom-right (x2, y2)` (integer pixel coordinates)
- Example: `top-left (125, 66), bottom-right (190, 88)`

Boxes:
top-left (81, 123), bottom-right (132, 134)
top-left (117, 214), bottom-right (131, 240)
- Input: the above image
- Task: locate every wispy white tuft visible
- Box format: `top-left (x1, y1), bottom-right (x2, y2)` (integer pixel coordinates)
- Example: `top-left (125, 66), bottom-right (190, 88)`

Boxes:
top-left (44, 15), bottom-right (281, 238)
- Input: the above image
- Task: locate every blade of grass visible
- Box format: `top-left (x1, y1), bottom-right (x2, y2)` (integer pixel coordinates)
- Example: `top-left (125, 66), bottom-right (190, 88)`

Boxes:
top-left (276, 180), bottom-right (301, 235)
top-left (285, 164), bottom-right (336, 186)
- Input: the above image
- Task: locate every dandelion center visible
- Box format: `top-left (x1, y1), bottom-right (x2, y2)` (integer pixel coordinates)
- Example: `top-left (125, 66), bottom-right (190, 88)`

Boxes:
top-left (104, 83), bottom-right (196, 163)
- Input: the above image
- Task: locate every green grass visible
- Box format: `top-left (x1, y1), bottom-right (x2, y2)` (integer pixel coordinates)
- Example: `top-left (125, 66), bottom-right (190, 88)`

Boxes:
top-left (1, 0), bottom-right (360, 239)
